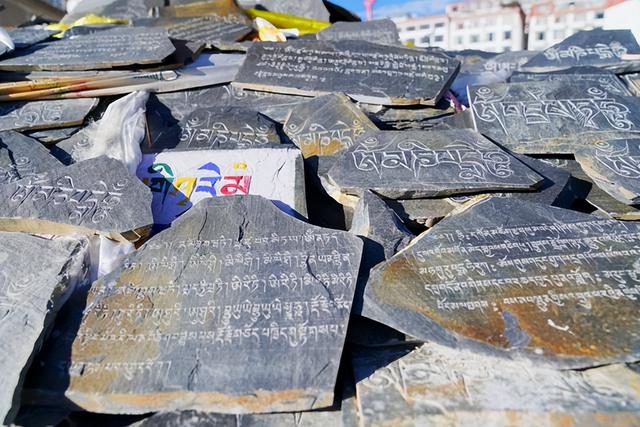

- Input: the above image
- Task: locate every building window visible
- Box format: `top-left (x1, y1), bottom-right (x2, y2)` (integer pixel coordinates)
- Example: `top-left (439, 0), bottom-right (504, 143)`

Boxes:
top-left (435, 22), bottom-right (445, 28)
top-left (553, 29), bottom-right (565, 39)
top-left (595, 11), bottom-right (604, 19)
top-left (555, 15), bottom-right (565, 23)
top-left (421, 36), bottom-right (430, 44)
top-left (504, 30), bottom-right (512, 40)
top-left (537, 31), bottom-right (545, 40)
top-left (574, 13), bottom-right (586, 22)
top-left (470, 34), bottom-right (479, 43)
top-left (420, 24), bottom-right (431, 30)
top-left (457, 23), bottom-right (464, 29)
top-left (487, 32), bottom-right (494, 41)
top-left (434, 35), bottom-right (444, 42)
top-left (406, 26), bottom-right (416, 31)
top-left (456, 36), bottom-right (463, 45)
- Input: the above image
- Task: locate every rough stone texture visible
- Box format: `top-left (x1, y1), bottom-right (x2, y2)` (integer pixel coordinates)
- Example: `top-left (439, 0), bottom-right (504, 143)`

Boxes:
top-left (468, 80), bottom-right (640, 154)
top-left (0, 156), bottom-right (153, 242)
top-left (0, 233), bottom-right (89, 425)
top-left (522, 29), bottom-right (640, 73)
top-left (0, 131), bottom-right (62, 185)
top-left (622, 72), bottom-right (640, 96)
top-left (0, 98), bottom-right (98, 132)
top-left (137, 147), bottom-right (306, 224)
top-left (575, 139), bottom-right (640, 205)
top-left (7, 27), bottom-right (57, 49)
top-left (26, 196), bottom-right (363, 415)
top-left (316, 20), bottom-right (399, 45)
top-left (26, 126), bottom-right (81, 144)
top-left (149, 106), bottom-right (282, 152)
top-left (240, 0), bottom-right (330, 21)
top-left (0, 27), bottom-right (176, 71)
top-left (233, 41), bottom-right (460, 106)
top-left (363, 101), bottom-right (456, 131)
top-left (283, 93), bottom-right (377, 159)
top-left (324, 129), bottom-right (543, 205)
top-left (545, 158), bottom-right (640, 220)
top-left (354, 343), bottom-right (640, 427)
top-left (362, 197), bottom-right (640, 368)
top-left (509, 68), bottom-right (632, 96)
top-left (136, 15), bottom-right (252, 44)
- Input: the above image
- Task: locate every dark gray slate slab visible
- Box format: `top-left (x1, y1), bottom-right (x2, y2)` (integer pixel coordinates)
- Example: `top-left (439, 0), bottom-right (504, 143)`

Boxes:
top-left (354, 343), bottom-right (640, 426)
top-left (0, 27), bottom-right (176, 71)
top-left (234, 41), bottom-right (460, 106)
top-left (0, 98), bottom-right (97, 132)
top-left (62, 0), bottom-right (164, 23)
top-left (0, 233), bottom-right (89, 425)
top-left (0, 131), bottom-right (62, 185)
top-left (284, 93), bottom-right (377, 159)
top-left (575, 138), bottom-right (640, 205)
top-left (0, 156), bottom-right (153, 241)
top-left (27, 196), bottom-right (362, 414)
top-left (468, 80), bottom-right (640, 154)
top-left (317, 20), bottom-right (399, 45)
top-left (241, 0), bottom-right (330, 21)
top-left (362, 197), bottom-right (640, 368)
top-left (7, 27), bottom-right (57, 49)
top-left (522, 29), bottom-right (640, 73)
top-left (324, 129), bottom-right (543, 204)
top-left (510, 69), bottom-right (632, 96)
top-left (149, 106), bottom-right (281, 152)
top-left (622, 72), bottom-right (640, 96)
top-left (26, 126), bottom-right (81, 144)
top-left (136, 14), bottom-right (252, 44)
top-left (361, 100), bottom-right (455, 131)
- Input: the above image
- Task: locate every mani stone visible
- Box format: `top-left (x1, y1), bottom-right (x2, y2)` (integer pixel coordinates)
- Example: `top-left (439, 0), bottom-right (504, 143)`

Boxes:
top-left (0, 131), bottom-right (62, 185)
top-left (27, 195), bottom-right (363, 414)
top-left (241, 0), bottom-right (330, 21)
top-left (0, 156), bottom-right (153, 242)
top-left (324, 129), bottom-right (543, 206)
top-left (148, 106), bottom-right (281, 152)
top-left (7, 27), bottom-right (56, 49)
top-left (0, 98), bottom-right (98, 132)
top-left (0, 27), bottom-right (176, 71)
top-left (283, 93), bottom-right (377, 159)
top-left (353, 343), bottom-right (640, 427)
top-left (361, 197), bottom-right (640, 368)
top-left (575, 139), bottom-right (640, 205)
top-left (468, 80), bottom-right (640, 154)
top-left (137, 14), bottom-right (252, 44)
top-left (316, 20), bottom-right (400, 45)
top-left (233, 40), bottom-right (460, 106)
top-left (522, 29), bottom-right (640, 73)
top-left (0, 233), bottom-right (89, 425)
top-left (137, 147), bottom-right (306, 225)
top-left (510, 68), bottom-right (632, 96)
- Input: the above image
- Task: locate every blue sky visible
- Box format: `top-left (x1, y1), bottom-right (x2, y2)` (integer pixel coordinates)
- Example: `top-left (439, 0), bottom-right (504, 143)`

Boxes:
top-left (334, 0), bottom-right (458, 19)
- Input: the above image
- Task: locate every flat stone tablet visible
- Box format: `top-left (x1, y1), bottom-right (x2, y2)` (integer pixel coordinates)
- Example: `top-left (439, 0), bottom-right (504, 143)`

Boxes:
top-left (136, 147), bottom-right (306, 224)
top-left (0, 98), bottom-right (98, 132)
top-left (362, 197), bottom-right (640, 368)
top-left (234, 41), bottom-right (460, 106)
top-left (522, 29), bottom-right (640, 73)
top-left (0, 233), bottom-right (89, 425)
top-left (243, 0), bottom-right (330, 21)
top-left (354, 343), bottom-right (640, 426)
top-left (27, 195), bottom-right (363, 414)
top-left (150, 106), bottom-right (281, 152)
top-left (0, 131), bottom-right (62, 185)
top-left (324, 129), bottom-right (543, 204)
top-left (468, 81), bottom-right (640, 154)
top-left (365, 102), bottom-right (456, 131)
top-left (575, 138), bottom-right (640, 205)
top-left (137, 15), bottom-right (252, 44)
top-left (510, 69), bottom-right (632, 96)
top-left (317, 20), bottom-right (399, 45)
top-left (26, 126), bottom-right (81, 144)
top-left (0, 27), bottom-right (175, 71)
top-left (284, 93), bottom-right (377, 159)
top-left (7, 27), bottom-right (57, 49)
top-left (0, 156), bottom-right (153, 241)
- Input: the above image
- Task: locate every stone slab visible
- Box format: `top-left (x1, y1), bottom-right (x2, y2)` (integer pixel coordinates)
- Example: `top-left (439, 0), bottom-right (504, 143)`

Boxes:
top-left (233, 40), bottom-right (460, 106)
top-left (25, 195), bottom-right (363, 414)
top-left (8, 27), bottom-right (57, 49)
top-left (283, 93), bottom-right (377, 159)
top-left (136, 15), bottom-right (252, 44)
top-left (575, 138), bottom-right (640, 205)
top-left (0, 233), bottom-right (89, 424)
top-left (360, 99), bottom-right (455, 131)
top-left (468, 80), bottom-right (640, 154)
top-left (0, 27), bottom-right (176, 71)
top-left (149, 106), bottom-right (281, 152)
top-left (242, 0), bottom-right (330, 21)
top-left (510, 68), bottom-right (632, 96)
top-left (0, 156), bottom-right (153, 241)
top-left (362, 197), bottom-right (640, 368)
top-left (522, 29), bottom-right (640, 73)
top-left (136, 147), bottom-right (306, 224)
top-left (317, 20), bottom-right (399, 45)
top-left (354, 343), bottom-right (640, 427)
top-left (0, 98), bottom-right (98, 132)
top-left (0, 131), bottom-right (62, 185)
top-left (26, 126), bottom-right (81, 144)
top-left (324, 129), bottom-right (543, 205)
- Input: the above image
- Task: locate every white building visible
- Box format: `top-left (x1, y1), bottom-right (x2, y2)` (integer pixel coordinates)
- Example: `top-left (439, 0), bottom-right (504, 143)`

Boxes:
top-left (604, 0), bottom-right (640, 42)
